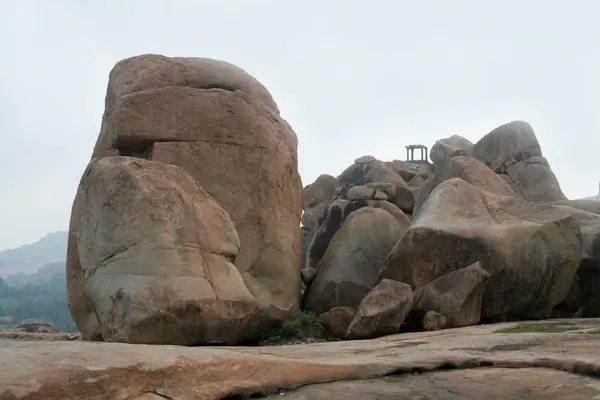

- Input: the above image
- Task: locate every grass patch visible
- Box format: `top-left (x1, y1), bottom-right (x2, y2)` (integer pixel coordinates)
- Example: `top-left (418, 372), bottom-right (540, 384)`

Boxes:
top-left (257, 311), bottom-right (332, 345)
top-left (495, 324), bottom-right (578, 334)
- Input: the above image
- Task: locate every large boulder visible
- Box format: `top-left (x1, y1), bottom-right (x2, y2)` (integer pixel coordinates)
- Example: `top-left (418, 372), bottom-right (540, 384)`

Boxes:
top-left (472, 120), bottom-right (542, 173)
top-left (378, 178), bottom-right (582, 320)
top-left (303, 207), bottom-right (410, 315)
top-left (89, 54), bottom-right (302, 323)
top-left (471, 121), bottom-right (565, 203)
top-left (413, 156), bottom-right (517, 216)
top-left (430, 135), bottom-right (474, 168)
top-left (411, 262), bottom-right (490, 328)
top-left (67, 157), bottom-right (261, 345)
top-left (346, 279), bottom-right (413, 340)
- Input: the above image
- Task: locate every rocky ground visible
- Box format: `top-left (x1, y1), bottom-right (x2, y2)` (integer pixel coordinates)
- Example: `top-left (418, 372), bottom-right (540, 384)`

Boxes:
top-left (2, 318), bottom-right (600, 399)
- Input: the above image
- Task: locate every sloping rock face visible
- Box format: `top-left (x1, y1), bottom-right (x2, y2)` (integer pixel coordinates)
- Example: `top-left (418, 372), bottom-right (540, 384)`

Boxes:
top-left (303, 208), bottom-right (410, 315)
top-left (67, 157), bottom-right (260, 345)
top-left (88, 54), bottom-right (302, 324)
top-left (378, 178), bottom-right (582, 320)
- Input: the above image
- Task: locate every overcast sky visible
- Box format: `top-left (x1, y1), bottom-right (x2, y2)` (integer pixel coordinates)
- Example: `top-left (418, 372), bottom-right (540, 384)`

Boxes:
top-left (0, 1), bottom-right (599, 250)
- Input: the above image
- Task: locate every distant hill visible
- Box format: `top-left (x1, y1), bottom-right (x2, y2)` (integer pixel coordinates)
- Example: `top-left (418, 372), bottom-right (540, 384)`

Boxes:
top-left (0, 232), bottom-right (68, 276)
top-left (0, 233), bottom-right (73, 331)
top-left (3, 261), bottom-right (65, 286)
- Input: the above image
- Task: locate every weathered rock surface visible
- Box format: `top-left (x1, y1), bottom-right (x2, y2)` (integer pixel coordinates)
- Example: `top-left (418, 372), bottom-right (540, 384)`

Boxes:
top-left (86, 54), bottom-right (302, 325)
top-left (378, 178), bottom-right (582, 320)
top-left (472, 120), bottom-right (542, 173)
top-left (303, 208), bottom-right (410, 315)
top-left (67, 157), bottom-right (260, 345)
top-left (430, 134), bottom-right (474, 168)
top-left (4, 319), bottom-right (600, 399)
top-left (346, 279), bottom-right (413, 340)
top-left (411, 262), bottom-right (490, 328)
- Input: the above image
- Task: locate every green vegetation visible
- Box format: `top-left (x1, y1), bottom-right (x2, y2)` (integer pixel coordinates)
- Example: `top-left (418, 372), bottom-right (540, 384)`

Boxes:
top-left (495, 324), bottom-right (578, 334)
top-left (258, 311), bottom-right (331, 345)
top-left (0, 272), bottom-right (76, 332)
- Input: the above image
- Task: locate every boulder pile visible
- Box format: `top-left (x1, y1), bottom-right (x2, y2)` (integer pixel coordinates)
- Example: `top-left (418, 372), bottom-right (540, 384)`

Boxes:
top-left (66, 53), bottom-right (600, 345)
top-left (303, 122), bottom-right (600, 339)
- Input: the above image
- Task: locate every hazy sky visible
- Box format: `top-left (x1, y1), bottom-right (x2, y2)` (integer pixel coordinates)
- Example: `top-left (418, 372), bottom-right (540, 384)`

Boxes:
top-left (1, 1), bottom-right (599, 250)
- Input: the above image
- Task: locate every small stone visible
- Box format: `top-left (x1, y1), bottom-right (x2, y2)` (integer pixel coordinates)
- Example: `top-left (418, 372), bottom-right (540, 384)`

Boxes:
top-left (346, 279), bottom-right (414, 339)
top-left (319, 307), bottom-right (356, 339)
top-left (422, 311), bottom-right (446, 331)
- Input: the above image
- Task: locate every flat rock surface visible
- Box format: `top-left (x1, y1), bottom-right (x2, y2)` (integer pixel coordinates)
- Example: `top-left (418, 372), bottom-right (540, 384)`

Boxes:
top-left (2, 319), bottom-right (600, 399)
top-left (275, 368), bottom-right (600, 399)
